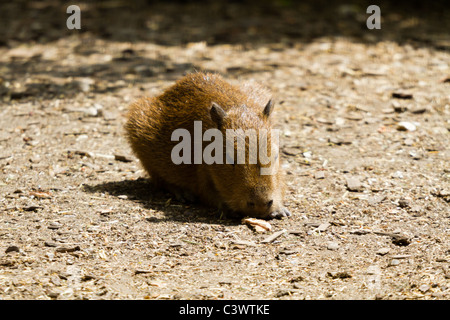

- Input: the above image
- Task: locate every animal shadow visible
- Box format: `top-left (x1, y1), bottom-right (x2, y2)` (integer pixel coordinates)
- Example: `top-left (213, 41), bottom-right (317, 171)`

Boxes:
top-left (82, 177), bottom-right (240, 225)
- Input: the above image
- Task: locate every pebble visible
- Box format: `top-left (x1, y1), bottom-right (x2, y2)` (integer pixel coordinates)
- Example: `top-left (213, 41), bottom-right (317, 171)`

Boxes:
top-left (77, 78), bottom-right (94, 92)
top-left (314, 171), bottom-right (325, 179)
top-left (5, 245), bottom-right (20, 253)
top-left (102, 111), bottom-right (117, 121)
top-left (376, 247), bottom-right (391, 256)
top-left (409, 205), bottom-right (423, 214)
top-left (397, 121), bottom-right (416, 131)
top-left (83, 103), bottom-right (103, 117)
top-left (409, 151), bottom-right (422, 160)
top-left (346, 176), bottom-right (363, 192)
top-left (393, 104), bottom-right (408, 113)
top-left (327, 271), bottom-right (352, 279)
top-left (368, 195), bottom-right (386, 205)
top-left (419, 284), bottom-right (430, 293)
top-left (44, 241), bottom-right (58, 247)
top-left (392, 92), bottom-right (413, 99)
top-left (410, 107), bottom-right (427, 114)
top-left (327, 242), bottom-right (339, 250)
top-left (50, 275), bottom-right (62, 286)
top-left (48, 222), bottom-right (62, 230)
top-left (366, 265), bottom-right (381, 275)
top-left (388, 259), bottom-right (400, 266)
top-left (403, 138), bottom-right (414, 146)
top-left (392, 171), bottom-right (404, 179)
top-left (55, 245), bottom-right (81, 253)
top-left (398, 198), bottom-right (410, 208)
top-left (302, 151), bottom-right (312, 159)
top-left (46, 290), bottom-right (60, 299)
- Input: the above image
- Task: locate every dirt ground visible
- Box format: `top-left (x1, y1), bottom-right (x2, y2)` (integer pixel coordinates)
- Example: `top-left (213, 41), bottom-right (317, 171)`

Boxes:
top-left (0, 0), bottom-right (449, 300)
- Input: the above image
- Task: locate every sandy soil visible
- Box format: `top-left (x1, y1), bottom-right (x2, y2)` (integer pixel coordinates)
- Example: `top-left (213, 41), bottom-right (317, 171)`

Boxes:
top-left (0, 0), bottom-right (449, 300)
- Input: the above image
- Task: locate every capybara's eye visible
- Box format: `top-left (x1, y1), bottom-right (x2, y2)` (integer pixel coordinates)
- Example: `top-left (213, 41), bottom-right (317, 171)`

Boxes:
top-left (247, 202), bottom-right (255, 208)
top-left (267, 200), bottom-right (273, 208)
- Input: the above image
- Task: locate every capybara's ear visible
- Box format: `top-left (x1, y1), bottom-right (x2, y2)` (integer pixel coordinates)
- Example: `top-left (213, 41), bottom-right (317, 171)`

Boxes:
top-left (262, 99), bottom-right (274, 118)
top-left (210, 102), bottom-right (227, 128)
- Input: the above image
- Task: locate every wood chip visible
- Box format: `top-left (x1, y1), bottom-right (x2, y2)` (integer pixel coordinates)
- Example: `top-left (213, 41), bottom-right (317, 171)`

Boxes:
top-left (230, 239), bottom-right (257, 247)
top-left (29, 191), bottom-right (52, 199)
top-left (315, 222), bottom-right (331, 232)
top-left (242, 217), bottom-right (272, 232)
top-left (261, 229), bottom-right (287, 243)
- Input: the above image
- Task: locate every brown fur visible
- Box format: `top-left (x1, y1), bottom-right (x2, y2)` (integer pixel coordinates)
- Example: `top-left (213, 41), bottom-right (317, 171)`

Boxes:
top-left (124, 72), bottom-right (291, 219)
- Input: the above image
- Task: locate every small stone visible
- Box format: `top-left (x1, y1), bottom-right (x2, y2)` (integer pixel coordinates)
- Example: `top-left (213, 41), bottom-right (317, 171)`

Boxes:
top-left (83, 104), bottom-right (103, 117)
top-left (44, 241), bottom-right (58, 247)
top-left (55, 245), bottom-right (81, 253)
top-left (327, 271), bottom-right (352, 279)
top-left (367, 265), bottom-right (381, 275)
top-left (398, 198), bottom-right (410, 208)
top-left (409, 205), bottom-right (423, 214)
top-left (346, 176), bottom-right (363, 192)
top-left (46, 290), bottom-right (60, 299)
top-left (50, 275), bottom-right (62, 286)
top-left (30, 155), bottom-right (41, 163)
top-left (403, 138), bottom-right (414, 146)
top-left (397, 121), bottom-right (416, 132)
top-left (48, 222), bottom-right (62, 230)
top-left (376, 247), bottom-right (390, 256)
top-left (83, 107), bottom-right (99, 117)
top-left (410, 107), bottom-right (427, 114)
top-left (392, 171), bottom-right (404, 179)
top-left (389, 259), bottom-right (400, 266)
top-left (5, 245), bottom-right (20, 253)
top-left (114, 154), bottom-right (133, 162)
top-left (303, 151), bottom-right (312, 159)
top-left (329, 137), bottom-right (345, 145)
top-left (81, 274), bottom-right (96, 281)
top-left (393, 105), bottom-right (408, 113)
top-left (327, 242), bottom-right (339, 250)
top-left (77, 78), bottom-right (94, 92)
top-left (391, 236), bottom-right (411, 246)
top-left (392, 92), bottom-right (413, 99)
top-left (102, 111), bottom-right (117, 121)
top-left (368, 195), bottom-right (387, 205)
top-left (409, 151), bottom-right (422, 160)
top-left (22, 205), bottom-right (43, 212)
top-left (335, 117), bottom-right (346, 126)
top-left (314, 171), bottom-right (325, 179)
top-left (419, 284), bottom-right (430, 293)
